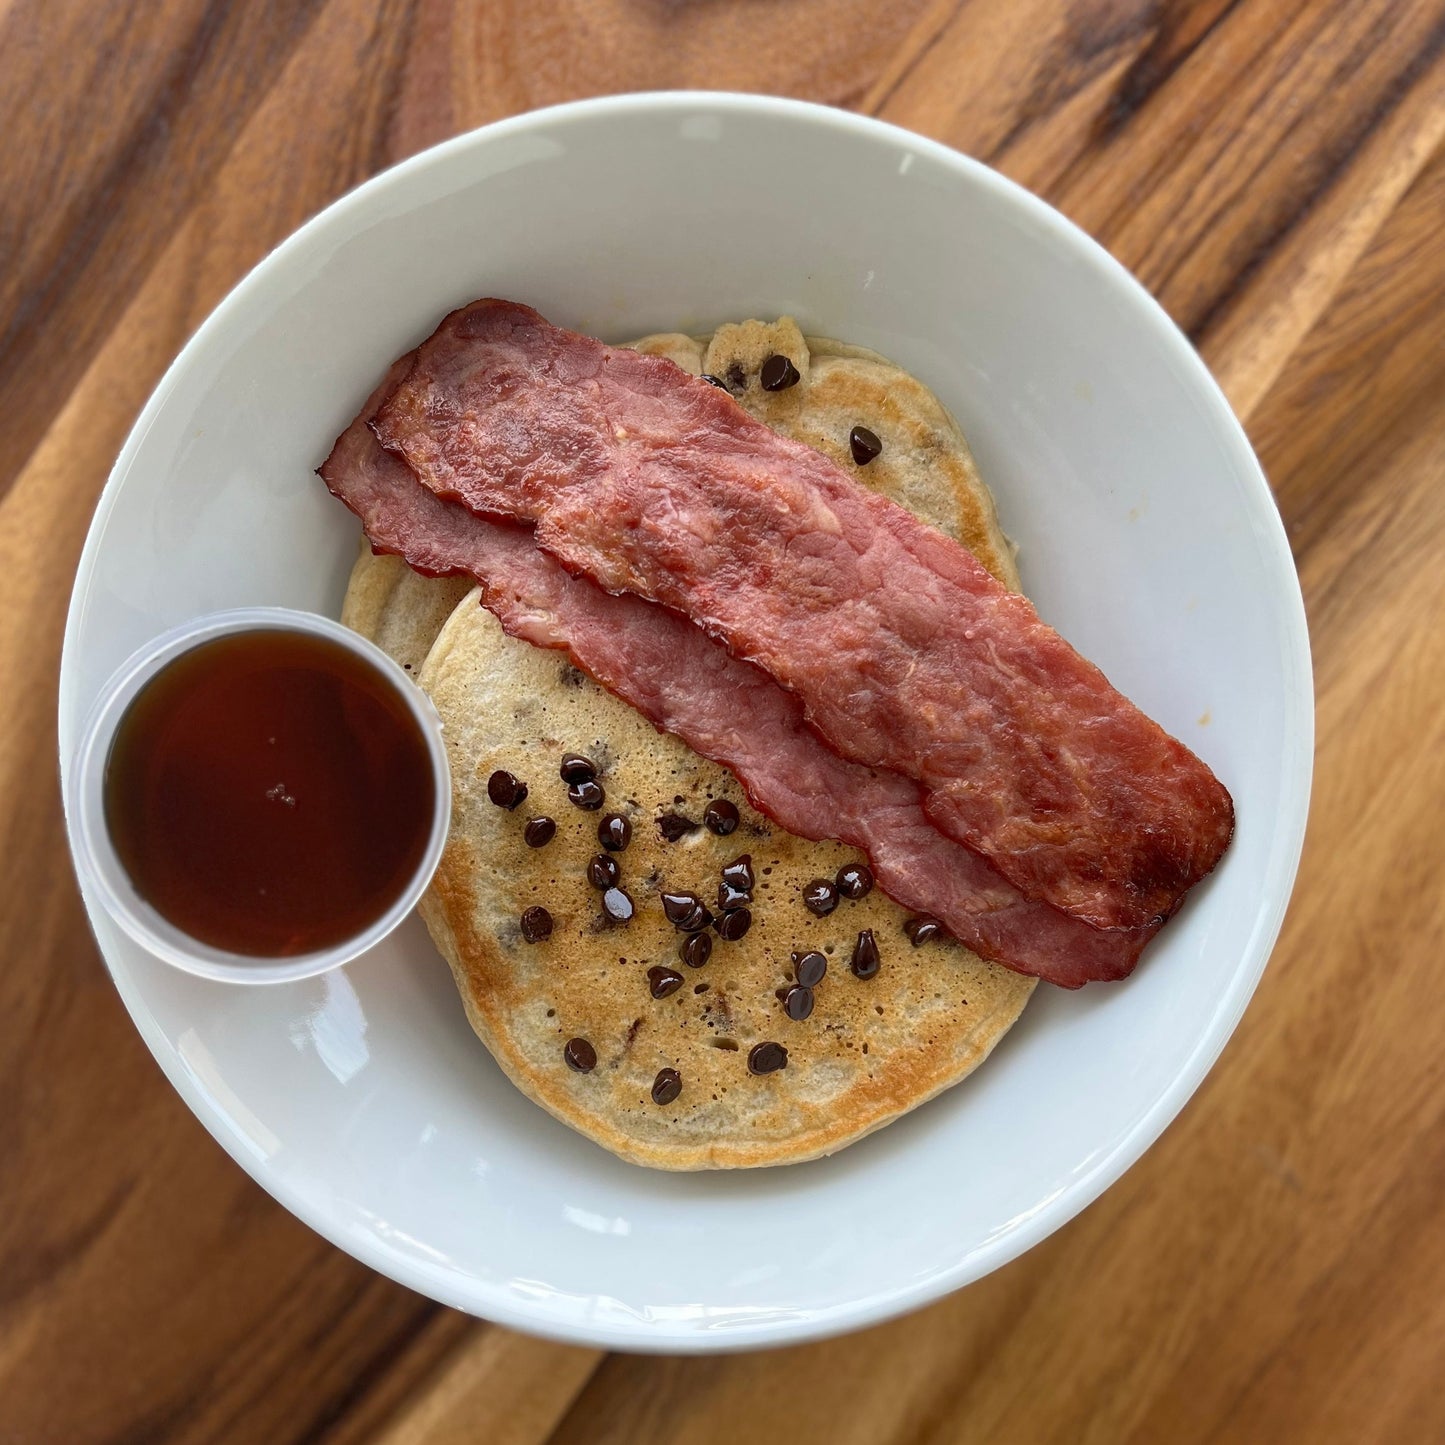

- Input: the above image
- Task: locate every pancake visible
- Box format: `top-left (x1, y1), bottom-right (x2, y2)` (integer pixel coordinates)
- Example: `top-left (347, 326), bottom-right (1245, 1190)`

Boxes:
top-left (629, 317), bottom-right (1019, 589)
top-left (343, 319), bottom-right (1034, 1168)
top-left (339, 546), bottom-right (472, 676)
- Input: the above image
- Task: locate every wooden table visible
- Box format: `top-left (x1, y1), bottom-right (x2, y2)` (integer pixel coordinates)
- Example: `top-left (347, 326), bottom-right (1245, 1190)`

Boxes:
top-left (4, 2), bottom-right (1443, 1440)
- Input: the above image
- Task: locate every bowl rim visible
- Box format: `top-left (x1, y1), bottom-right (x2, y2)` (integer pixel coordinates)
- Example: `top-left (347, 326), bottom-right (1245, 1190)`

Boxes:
top-left (58, 89), bottom-right (1314, 1352)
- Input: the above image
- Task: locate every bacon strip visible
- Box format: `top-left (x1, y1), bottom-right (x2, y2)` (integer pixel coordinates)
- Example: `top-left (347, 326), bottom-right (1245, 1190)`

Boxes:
top-left (321, 362), bottom-right (1158, 986)
top-left (373, 300), bottom-right (1234, 931)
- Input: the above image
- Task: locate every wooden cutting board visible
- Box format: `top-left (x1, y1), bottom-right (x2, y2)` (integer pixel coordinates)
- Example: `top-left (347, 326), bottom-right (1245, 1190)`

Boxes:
top-left (2, 2), bottom-right (1443, 1441)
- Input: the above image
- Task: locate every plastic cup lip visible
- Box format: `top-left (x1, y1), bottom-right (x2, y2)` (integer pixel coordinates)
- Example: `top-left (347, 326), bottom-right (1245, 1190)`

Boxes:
top-left (64, 606), bottom-right (452, 985)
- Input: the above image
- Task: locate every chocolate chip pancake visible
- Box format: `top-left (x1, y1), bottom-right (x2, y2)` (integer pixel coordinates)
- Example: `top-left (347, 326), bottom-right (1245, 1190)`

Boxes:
top-left (343, 319), bottom-right (1034, 1168)
top-left (340, 552), bottom-right (471, 675)
top-left (629, 316), bottom-right (1019, 589)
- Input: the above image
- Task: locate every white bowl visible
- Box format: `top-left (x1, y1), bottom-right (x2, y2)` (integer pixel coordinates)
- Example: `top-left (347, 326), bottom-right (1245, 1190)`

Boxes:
top-left (58, 93), bottom-right (1312, 1351)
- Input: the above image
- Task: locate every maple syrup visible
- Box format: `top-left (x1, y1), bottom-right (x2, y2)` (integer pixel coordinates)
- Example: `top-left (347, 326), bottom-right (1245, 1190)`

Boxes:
top-left (103, 628), bottom-right (436, 957)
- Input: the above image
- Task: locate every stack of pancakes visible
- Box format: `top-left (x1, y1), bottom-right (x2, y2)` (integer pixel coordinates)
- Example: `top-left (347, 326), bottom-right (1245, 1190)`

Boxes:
top-left (342, 318), bottom-right (1034, 1169)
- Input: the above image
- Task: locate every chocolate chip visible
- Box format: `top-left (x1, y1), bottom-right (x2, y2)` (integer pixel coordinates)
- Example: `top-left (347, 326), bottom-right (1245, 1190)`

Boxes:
top-left (559, 754), bottom-right (596, 784)
top-left (848, 425), bottom-right (882, 465)
top-left (657, 812), bottom-right (699, 841)
top-left (904, 915), bottom-right (946, 946)
top-left (851, 929), bottom-right (881, 979)
top-left (648, 966), bottom-right (684, 998)
top-left (563, 1037), bottom-right (596, 1073)
top-left (701, 374), bottom-right (730, 391)
top-left (717, 879), bottom-right (751, 911)
top-left (586, 854), bottom-right (620, 889)
top-left (681, 932), bottom-right (712, 968)
top-left (662, 891), bottom-right (705, 926)
top-left (568, 778), bottom-right (605, 811)
top-left (487, 770), bottom-right (527, 809)
top-left (793, 950), bottom-right (827, 988)
top-left (602, 887), bottom-right (635, 923)
top-left (783, 985), bottom-right (814, 1021)
top-left (519, 906), bottom-right (552, 943)
top-left (803, 879), bottom-right (839, 916)
top-left (748, 1041), bottom-right (788, 1075)
top-left (835, 862), bottom-right (874, 899)
top-left (703, 799), bottom-right (740, 835)
top-left (661, 892), bottom-right (714, 933)
top-left (651, 1068), bottom-right (683, 1105)
top-left (721, 854), bottom-right (755, 892)
top-left (597, 813), bottom-right (632, 851)
top-left (715, 907), bottom-right (752, 942)
top-left (760, 354), bottom-right (801, 391)
top-left (523, 817), bottom-right (556, 848)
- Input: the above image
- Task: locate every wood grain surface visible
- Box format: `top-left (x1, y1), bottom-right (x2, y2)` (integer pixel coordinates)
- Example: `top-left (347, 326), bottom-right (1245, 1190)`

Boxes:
top-left (2, 2), bottom-right (1443, 1441)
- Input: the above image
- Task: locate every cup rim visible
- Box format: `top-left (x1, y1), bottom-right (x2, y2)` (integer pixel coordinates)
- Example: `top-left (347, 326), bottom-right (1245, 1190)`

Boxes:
top-left (64, 606), bottom-right (452, 985)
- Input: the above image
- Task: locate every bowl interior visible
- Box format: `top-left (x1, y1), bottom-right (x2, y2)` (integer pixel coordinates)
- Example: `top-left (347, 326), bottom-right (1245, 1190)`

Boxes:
top-left (59, 94), bottom-right (1310, 1350)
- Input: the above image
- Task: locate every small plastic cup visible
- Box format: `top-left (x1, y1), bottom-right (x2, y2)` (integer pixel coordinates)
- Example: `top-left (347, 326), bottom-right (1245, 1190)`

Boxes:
top-left (65, 607), bottom-right (451, 984)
